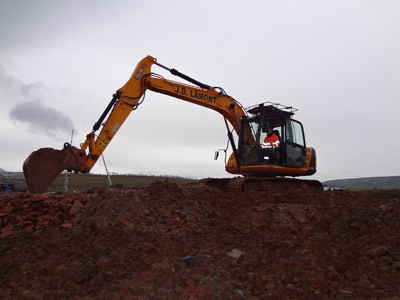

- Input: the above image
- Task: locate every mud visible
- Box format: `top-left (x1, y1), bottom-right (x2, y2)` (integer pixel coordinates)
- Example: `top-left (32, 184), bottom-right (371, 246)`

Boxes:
top-left (1, 180), bottom-right (400, 299)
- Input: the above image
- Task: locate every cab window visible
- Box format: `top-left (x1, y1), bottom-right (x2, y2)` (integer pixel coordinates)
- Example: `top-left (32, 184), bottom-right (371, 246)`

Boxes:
top-left (285, 119), bottom-right (306, 167)
top-left (285, 119), bottom-right (305, 146)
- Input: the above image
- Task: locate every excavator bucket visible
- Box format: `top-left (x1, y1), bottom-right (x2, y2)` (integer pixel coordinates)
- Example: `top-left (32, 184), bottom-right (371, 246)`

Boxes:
top-left (23, 143), bottom-right (89, 193)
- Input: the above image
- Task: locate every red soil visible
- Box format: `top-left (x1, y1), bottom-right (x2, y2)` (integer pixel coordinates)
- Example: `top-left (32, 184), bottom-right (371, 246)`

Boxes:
top-left (1, 180), bottom-right (400, 299)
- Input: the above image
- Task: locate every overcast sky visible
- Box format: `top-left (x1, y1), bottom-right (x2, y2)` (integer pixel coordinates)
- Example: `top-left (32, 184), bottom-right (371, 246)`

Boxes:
top-left (1, 0), bottom-right (399, 181)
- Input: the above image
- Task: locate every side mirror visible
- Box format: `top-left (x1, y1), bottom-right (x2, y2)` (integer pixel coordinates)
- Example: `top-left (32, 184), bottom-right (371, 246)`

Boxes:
top-left (214, 151), bottom-right (219, 160)
top-left (214, 149), bottom-right (226, 160)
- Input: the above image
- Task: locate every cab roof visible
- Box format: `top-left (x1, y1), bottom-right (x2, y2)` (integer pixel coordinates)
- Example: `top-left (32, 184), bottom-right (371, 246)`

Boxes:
top-left (246, 102), bottom-right (297, 118)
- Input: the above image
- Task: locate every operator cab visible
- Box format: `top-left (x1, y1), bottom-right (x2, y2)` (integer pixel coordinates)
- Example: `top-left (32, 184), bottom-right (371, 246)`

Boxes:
top-left (238, 102), bottom-right (308, 169)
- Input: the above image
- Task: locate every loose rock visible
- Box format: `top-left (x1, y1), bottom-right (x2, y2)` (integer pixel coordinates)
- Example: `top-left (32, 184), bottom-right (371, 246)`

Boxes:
top-left (1, 184), bottom-right (400, 299)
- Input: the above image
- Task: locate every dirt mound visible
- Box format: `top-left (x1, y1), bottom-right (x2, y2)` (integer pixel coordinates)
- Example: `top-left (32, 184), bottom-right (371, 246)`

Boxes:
top-left (1, 180), bottom-right (400, 299)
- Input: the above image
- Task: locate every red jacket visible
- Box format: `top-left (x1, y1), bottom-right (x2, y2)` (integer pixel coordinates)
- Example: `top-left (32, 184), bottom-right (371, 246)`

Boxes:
top-left (262, 133), bottom-right (280, 148)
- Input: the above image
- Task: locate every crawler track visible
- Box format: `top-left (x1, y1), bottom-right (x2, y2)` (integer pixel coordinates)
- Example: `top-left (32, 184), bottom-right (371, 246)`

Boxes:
top-left (201, 176), bottom-right (323, 192)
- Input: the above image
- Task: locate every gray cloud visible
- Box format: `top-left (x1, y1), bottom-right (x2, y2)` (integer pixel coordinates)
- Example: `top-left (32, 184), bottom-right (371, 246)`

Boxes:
top-left (1, 66), bottom-right (74, 138)
top-left (9, 101), bottom-right (74, 138)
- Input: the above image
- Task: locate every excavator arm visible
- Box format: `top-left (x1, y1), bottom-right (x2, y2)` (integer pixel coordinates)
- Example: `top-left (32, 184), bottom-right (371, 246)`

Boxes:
top-left (23, 55), bottom-right (251, 193)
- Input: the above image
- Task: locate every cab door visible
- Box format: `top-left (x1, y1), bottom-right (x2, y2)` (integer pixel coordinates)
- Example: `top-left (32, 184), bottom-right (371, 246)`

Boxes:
top-left (284, 119), bottom-right (307, 167)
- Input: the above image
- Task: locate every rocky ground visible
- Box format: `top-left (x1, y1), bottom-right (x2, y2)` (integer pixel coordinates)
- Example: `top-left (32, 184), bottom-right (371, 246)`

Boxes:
top-left (1, 180), bottom-right (400, 299)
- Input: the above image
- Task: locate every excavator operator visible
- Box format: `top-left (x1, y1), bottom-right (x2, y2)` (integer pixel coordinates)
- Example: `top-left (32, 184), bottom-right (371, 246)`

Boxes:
top-left (262, 128), bottom-right (280, 149)
top-left (261, 124), bottom-right (280, 162)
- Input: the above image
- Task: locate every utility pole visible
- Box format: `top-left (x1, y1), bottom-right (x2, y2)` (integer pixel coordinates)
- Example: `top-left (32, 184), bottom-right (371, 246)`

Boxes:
top-left (101, 154), bottom-right (112, 186)
top-left (63, 129), bottom-right (74, 192)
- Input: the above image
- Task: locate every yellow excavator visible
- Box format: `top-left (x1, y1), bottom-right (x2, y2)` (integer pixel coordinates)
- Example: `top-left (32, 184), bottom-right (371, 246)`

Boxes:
top-left (23, 55), bottom-right (321, 193)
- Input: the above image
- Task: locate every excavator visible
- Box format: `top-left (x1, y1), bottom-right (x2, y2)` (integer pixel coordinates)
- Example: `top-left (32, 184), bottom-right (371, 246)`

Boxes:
top-left (23, 55), bottom-right (321, 193)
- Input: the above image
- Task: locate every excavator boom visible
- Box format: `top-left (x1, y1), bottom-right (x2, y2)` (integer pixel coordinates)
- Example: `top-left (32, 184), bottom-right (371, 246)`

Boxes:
top-left (23, 56), bottom-right (249, 192)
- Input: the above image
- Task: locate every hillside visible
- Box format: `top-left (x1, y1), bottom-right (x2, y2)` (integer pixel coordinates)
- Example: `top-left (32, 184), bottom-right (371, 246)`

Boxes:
top-left (323, 176), bottom-right (400, 190)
